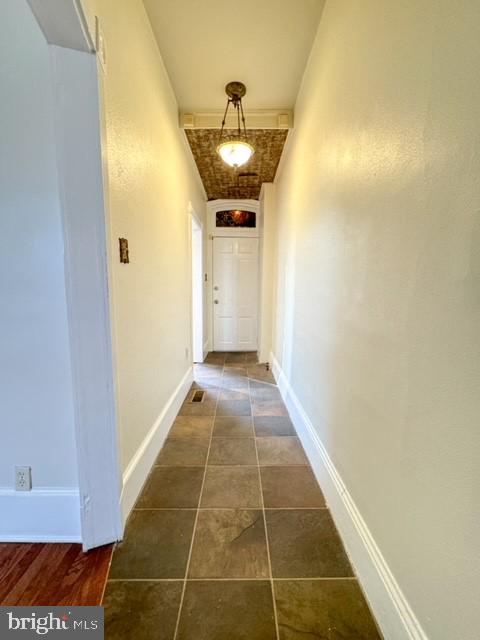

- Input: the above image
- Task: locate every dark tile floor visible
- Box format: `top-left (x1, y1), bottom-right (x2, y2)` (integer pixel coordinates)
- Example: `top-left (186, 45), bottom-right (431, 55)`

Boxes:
top-left (104, 352), bottom-right (382, 639)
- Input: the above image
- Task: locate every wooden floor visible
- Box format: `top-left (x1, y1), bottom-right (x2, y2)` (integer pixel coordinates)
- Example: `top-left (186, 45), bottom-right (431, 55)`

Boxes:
top-left (0, 543), bottom-right (113, 605)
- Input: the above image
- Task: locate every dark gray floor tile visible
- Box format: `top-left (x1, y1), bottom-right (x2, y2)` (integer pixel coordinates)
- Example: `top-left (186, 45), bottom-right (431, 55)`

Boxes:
top-left (254, 416), bottom-right (296, 437)
top-left (216, 399), bottom-right (252, 416)
top-left (178, 402), bottom-right (217, 416)
top-left (136, 466), bottom-right (204, 508)
top-left (225, 352), bottom-right (248, 364)
top-left (192, 379), bottom-right (222, 391)
top-left (104, 581), bottom-right (182, 640)
top-left (266, 509), bottom-right (353, 578)
top-left (219, 388), bottom-right (250, 401)
top-left (109, 510), bottom-right (196, 579)
top-left (252, 399), bottom-right (289, 417)
top-left (169, 415), bottom-right (214, 438)
top-left (224, 363), bottom-right (248, 373)
top-left (188, 509), bottom-right (269, 578)
top-left (213, 416), bottom-right (254, 437)
top-left (249, 381), bottom-right (282, 399)
top-left (208, 438), bottom-right (257, 465)
top-left (194, 363), bottom-right (224, 377)
top-left (155, 437), bottom-right (209, 466)
top-left (177, 581), bottom-right (276, 640)
top-left (204, 352), bottom-right (226, 365)
top-left (274, 580), bottom-right (382, 639)
top-left (247, 365), bottom-right (275, 383)
top-left (221, 375), bottom-right (250, 390)
top-left (179, 387), bottom-right (218, 416)
top-left (256, 437), bottom-right (308, 465)
top-left (201, 466), bottom-right (261, 508)
top-left (261, 466), bottom-right (325, 508)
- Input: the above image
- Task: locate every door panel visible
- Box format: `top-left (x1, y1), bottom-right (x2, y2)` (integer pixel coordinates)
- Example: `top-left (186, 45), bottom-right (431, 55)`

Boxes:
top-left (213, 237), bottom-right (258, 351)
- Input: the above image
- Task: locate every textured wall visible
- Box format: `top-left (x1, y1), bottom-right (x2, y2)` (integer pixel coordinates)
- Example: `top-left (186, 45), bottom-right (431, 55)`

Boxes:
top-left (0, 0), bottom-right (77, 489)
top-left (80, 0), bottom-right (206, 472)
top-left (273, 1), bottom-right (480, 638)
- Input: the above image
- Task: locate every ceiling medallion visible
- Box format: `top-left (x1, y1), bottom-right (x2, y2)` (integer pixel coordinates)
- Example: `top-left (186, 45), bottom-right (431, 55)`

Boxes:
top-left (216, 81), bottom-right (255, 169)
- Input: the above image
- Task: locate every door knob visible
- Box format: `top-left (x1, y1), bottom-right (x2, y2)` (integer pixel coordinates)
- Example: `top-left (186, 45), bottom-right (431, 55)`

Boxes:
top-left (214, 285), bottom-right (219, 290)
top-left (214, 300), bottom-right (219, 304)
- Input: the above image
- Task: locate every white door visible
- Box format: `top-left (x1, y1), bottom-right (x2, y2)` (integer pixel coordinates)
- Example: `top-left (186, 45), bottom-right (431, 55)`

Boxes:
top-left (213, 237), bottom-right (259, 351)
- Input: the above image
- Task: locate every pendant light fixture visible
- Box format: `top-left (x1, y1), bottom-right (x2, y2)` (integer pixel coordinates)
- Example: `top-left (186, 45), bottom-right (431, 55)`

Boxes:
top-left (217, 81), bottom-right (254, 169)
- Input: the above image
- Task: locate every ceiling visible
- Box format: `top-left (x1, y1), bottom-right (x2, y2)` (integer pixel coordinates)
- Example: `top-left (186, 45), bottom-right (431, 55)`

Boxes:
top-left (143, 0), bottom-right (325, 111)
top-left (185, 129), bottom-right (288, 200)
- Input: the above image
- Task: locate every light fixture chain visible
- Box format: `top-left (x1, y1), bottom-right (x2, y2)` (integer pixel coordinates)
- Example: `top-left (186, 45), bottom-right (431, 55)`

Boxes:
top-left (218, 98), bottom-right (231, 144)
top-left (240, 99), bottom-right (247, 138)
top-left (236, 101), bottom-right (241, 136)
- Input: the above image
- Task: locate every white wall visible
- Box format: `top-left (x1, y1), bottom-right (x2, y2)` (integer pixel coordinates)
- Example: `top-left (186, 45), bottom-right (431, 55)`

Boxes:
top-left (272, 1), bottom-right (480, 638)
top-left (258, 183), bottom-right (276, 363)
top-left (0, 0), bottom-right (79, 539)
top-left (79, 0), bottom-right (206, 516)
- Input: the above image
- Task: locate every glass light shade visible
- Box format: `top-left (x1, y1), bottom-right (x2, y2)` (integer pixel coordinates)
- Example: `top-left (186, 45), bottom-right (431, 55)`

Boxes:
top-left (217, 140), bottom-right (254, 168)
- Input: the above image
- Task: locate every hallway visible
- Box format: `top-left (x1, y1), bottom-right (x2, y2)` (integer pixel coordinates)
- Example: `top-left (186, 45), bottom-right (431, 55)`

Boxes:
top-left (103, 353), bottom-right (381, 639)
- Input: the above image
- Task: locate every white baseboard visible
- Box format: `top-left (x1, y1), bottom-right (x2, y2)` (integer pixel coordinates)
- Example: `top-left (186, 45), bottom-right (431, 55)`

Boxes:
top-left (203, 340), bottom-right (210, 361)
top-left (270, 353), bottom-right (428, 640)
top-left (0, 488), bottom-right (82, 542)
top-left (120, 366), bottom-right (193, 525)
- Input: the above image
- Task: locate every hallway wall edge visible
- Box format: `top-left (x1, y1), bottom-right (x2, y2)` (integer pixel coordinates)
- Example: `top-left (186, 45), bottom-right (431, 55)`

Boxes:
top-left (120, 366), bottom-right (194, 526)
top-left (271, 353), bottom-right (428, 640)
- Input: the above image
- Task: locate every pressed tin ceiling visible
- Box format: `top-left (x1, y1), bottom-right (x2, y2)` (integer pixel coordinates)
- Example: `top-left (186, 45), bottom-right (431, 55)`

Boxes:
top-left (142, 0), bottom-right (324, 201)
top-left (185, 129), bottom-right (289, 200)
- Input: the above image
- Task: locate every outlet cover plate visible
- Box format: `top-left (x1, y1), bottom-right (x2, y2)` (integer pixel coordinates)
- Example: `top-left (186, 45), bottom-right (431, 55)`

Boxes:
top-left (15, 466), bottom-right (32, 491)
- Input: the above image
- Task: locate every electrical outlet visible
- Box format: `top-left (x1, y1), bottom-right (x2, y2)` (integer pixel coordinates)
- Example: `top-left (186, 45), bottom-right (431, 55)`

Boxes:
top-left (15, 466), bottom-right (32, 491)
top-left (185, 347), bottom-right (189, 360)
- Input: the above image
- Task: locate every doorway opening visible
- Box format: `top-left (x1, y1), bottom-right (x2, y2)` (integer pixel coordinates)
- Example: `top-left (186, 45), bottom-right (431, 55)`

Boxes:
top-left (191, 214), bottom-right (204, 363)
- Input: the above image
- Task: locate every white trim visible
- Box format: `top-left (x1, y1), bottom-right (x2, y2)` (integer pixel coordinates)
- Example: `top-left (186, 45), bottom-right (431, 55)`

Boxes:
top-left (206, 200), bottom-right (261, 351)
top-left (207, 199), bottom-right (260, 239)
top-left (180, 109), bottom-right (293, 130)
top-left (51, 45), bottom-right (122, 551)
top-left (120, 367), bottom-right (194, 524)
top-left (271, 353), bottom-right (428, 640)
top-left (190, 213), bottom-right (204, 364)
top-left (27, 0), bottom-right (94, 52)
top-left (0, 488), bottom-right (82, 543)
top-left (258, 184), bottom-right (276, 364)
top-left (203, 339), bottom-right (210, 360)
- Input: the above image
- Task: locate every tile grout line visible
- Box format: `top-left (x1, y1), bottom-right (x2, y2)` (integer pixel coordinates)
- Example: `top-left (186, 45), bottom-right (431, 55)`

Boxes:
top-left (107, 576), bottom-right (359, 583)
top-left (172, 355), bottom-right (223, 640)
top-left (154, 463), bottom-right (311, 467)
top-left (248, 370), bottom-right (281, 640)
top-left (132, 507), bottom-right (329, 511)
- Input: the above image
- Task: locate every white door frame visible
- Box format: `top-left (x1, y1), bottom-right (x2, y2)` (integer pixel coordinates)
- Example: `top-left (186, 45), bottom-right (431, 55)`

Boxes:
top-left (190, 208), bottom-right (204, 363)
top-left (28, 2), bottom-right (123, 550)
top-left (206, 200), bottom-right (261, 353)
